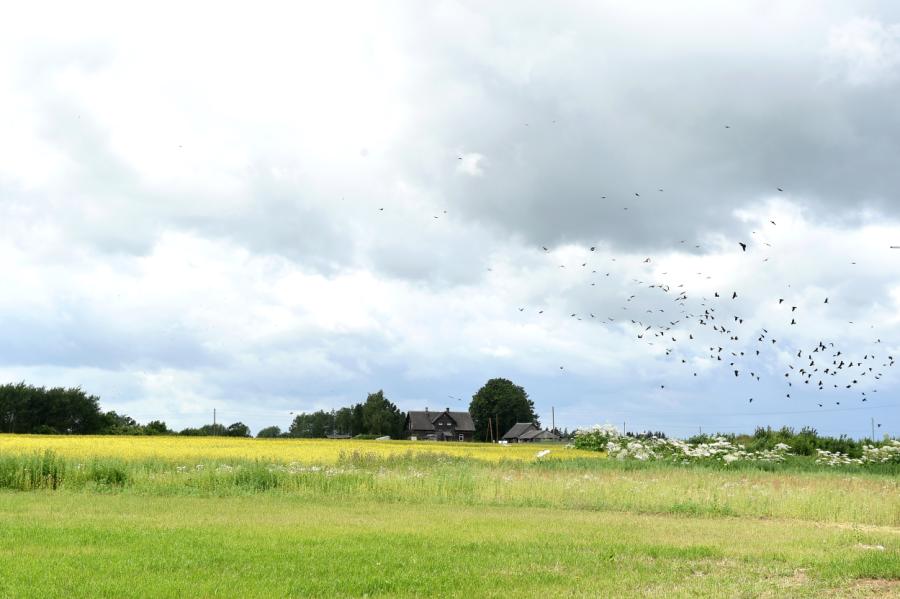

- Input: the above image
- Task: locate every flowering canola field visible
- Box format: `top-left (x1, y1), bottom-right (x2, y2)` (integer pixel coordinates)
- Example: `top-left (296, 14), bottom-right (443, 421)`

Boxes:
top-left (0, 434), bottom-right (599, 463)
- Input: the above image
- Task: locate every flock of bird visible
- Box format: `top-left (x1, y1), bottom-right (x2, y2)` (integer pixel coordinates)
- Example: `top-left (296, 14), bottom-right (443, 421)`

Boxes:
top-left (510, 186), bottom-right (895, 413)
top-left (371, 123), bottom-right (896, 419)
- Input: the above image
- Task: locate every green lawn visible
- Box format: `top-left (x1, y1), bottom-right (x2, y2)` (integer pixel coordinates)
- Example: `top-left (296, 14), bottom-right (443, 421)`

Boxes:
top-left (0, 448), bottom-right (898, 597)
top-left (1, 492), bottom-right (897, 597)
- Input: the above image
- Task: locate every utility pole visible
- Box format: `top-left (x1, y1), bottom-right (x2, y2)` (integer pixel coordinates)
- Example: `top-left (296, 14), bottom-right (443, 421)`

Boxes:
top-left (623, 421), bottom-right (626, 436)
top-left (213, 408), bottom-right (217, 435)
top-left (871, 417), bottom-right (875, 440)
top-left (552, 407), bottom-right (555, 432)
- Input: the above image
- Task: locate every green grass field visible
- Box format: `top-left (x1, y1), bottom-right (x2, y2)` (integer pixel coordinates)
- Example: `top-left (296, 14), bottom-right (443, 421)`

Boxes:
top-left (1, 439), bottom-right (898, 597)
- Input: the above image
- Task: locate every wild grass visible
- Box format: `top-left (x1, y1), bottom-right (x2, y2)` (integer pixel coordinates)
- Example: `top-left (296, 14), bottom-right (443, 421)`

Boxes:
top-left (0, 435), bottom-right (897, 597)
top-left (1, 448), bottom-right (897, 526)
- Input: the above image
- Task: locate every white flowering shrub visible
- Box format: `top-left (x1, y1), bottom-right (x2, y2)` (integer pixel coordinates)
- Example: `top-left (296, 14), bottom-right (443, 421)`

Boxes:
top-left (817, 440), bottom-right (900, 466)
top-left (601, 435), bottom-right (791, 465)
top-left (573, 424), bottom-right (622, 452)
top-left (575, 425), bottom-right (899, 468)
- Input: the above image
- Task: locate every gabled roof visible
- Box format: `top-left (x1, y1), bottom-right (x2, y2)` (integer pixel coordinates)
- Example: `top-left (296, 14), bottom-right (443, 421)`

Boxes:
top-left (520, 428), bottom-right (559, 440)
top-left (502, 422), bottom-right (539, 439)
top-left (407, 410), bottom-right (476, 432)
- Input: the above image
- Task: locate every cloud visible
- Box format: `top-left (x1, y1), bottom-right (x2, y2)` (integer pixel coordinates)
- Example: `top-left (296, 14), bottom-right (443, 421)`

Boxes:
top-left (826, 17), bottom-right (900, 85)
top-left (0, 1), bottom-right (898, 436)
top-left (456, 152), bottom-right (485, 176)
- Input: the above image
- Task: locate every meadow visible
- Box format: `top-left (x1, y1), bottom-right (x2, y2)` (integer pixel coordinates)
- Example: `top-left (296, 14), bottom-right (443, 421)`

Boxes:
top-left (1, 435), bottom-right (898, 597)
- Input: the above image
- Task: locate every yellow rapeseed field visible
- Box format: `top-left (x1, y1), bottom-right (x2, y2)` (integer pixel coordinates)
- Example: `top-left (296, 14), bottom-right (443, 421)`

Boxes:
top-left (0, 434), bottom-right (601, 464)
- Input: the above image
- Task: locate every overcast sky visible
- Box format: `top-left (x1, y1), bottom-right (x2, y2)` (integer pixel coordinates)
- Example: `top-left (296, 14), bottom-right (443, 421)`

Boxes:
top-left (2, 1), bottom-right (900, 437)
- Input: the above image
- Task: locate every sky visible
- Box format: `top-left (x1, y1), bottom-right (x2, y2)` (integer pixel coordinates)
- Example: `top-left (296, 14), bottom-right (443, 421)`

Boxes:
top-left (2, 1), bottom-right (900, 437)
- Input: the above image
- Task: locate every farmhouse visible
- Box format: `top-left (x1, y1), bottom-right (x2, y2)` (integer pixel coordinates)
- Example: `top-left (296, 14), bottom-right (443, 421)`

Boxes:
top-left (502, 422), bottom-right (560, 443)
top-left (405, 408), bottom-right (475, 441)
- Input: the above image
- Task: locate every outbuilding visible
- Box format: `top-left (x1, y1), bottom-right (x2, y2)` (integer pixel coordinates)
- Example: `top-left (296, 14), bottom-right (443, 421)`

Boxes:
top-left (502, 422), bottom-right (560, 443)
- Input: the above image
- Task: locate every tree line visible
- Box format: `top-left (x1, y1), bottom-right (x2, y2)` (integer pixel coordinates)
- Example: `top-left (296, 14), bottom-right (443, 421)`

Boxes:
top-left (0, 379), bottom-right (542, 440)
top-left (262, 390), bottom-right (405, 438)
top-left (0, 383), bottom-right (248, 436)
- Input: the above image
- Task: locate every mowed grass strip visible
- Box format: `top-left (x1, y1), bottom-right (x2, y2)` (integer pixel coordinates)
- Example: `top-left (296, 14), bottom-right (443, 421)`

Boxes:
top-left (0, 492), bottom-right (897, 598)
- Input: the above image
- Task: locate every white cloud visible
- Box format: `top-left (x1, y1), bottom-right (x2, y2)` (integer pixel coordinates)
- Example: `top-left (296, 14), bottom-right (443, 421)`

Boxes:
top-left (0, 1), bottom-right (899, 436)
top-left (826, 17), bottom-right (900, 85)
top-left (456, 152), bottom-right (485, 176)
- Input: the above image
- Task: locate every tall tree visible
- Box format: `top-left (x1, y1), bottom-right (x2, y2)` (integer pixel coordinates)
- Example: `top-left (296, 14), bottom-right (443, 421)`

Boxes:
top-left (0, 382), bottom-right (107, 434)
top-left (361, 390), bottom-right (405, 438)
top-left (288, 410), bottom-right (333, 438)
top-left (469, 378), bottom-right (538, 441)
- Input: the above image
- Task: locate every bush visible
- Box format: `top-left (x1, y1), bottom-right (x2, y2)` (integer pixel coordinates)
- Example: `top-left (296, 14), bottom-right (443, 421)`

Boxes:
top-left (88, 461), bottom-right (128, 487)
top-left (256, 426), bottom-right (282, 438)
top-left (572, 425), bottom-right (621, 452)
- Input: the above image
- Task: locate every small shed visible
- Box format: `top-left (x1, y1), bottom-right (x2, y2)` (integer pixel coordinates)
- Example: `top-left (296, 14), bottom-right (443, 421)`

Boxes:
top-left (502, 422), bottom-right (559, 443)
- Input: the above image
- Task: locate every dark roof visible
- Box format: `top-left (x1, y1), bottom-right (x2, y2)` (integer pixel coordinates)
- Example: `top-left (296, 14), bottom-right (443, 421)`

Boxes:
top-left (520, 429), bottom-right (559, 441)
top-left (502, 422), bottom-right (539, 439)
top-left (407, 410), bottom-right (475, 432)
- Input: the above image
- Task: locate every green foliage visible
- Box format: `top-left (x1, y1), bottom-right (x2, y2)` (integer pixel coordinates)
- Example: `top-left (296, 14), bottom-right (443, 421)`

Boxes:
top-left (179, 423), bottom-right (252, 437)
top-left (572, 425), bottom-right (621, 451)
top-left (734, 426), bottom-right (873, 458)
top-left (0, 381), bottom-right (173, 436)
top-left (361, 390), bottom-right (404, 438)
top-left (256, 426), bottom-right (282, 438)
top-left (288, 411), bottom-right (334, 438)
top-left (468, 378), bottom-right (538, 441)
top-left (100, 411), bottom-right (143, 435)
top-left (226, 422), bottom-right (251, 437)
top-left (289, 391), bottom-right (404, 439)
top-left (0, 382), bottom-right (106, 434)
top-left (143, 420), bottom-right (172, 435)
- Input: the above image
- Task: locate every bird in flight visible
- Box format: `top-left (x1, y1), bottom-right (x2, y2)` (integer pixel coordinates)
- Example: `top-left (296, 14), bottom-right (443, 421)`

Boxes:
top-left (739, 242), bottom-right (747, 252)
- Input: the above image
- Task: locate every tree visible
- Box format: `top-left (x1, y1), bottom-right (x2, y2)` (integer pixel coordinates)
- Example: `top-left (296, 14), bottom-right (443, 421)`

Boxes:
top-left (469, 378), bottom-right (538, 442)
top-left (100, 411), bottom-right (142, 435)
top-left (256, 425), bottom-right (282, 438)
top-left (361, 390), bottom-right (405, 438)
top-left (143, 420), bottom-right (172, 435)
top-left (334, 407), bottom-right (354, 435)
top-left (180, 423), bottom-right (227, 436)
top-left (288, 410), bottom-right (332, 438)
top-left (226, 422), bottom-right (251, 437)
top-left (0, 382), bottom-right (107, 434)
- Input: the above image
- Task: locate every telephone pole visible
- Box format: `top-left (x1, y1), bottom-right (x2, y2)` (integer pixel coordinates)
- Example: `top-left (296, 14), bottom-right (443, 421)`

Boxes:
top-left (871, 417), bottom-right (876, 440)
